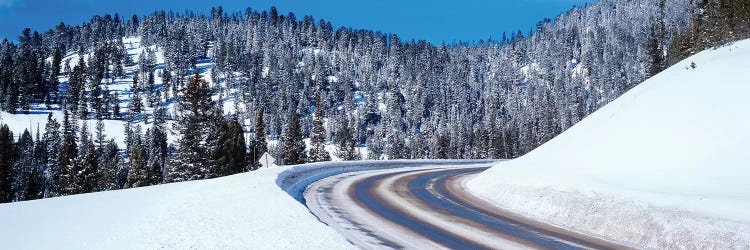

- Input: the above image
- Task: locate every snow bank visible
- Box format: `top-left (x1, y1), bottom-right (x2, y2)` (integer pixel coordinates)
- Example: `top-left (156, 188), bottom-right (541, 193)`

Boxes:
top-left (468, 39), bottom-right (750, 249)
top-left (0, 168), bottom-right (352, 249)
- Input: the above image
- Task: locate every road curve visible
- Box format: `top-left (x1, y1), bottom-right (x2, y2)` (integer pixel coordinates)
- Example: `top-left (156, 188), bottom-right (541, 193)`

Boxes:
top-left (304, 164), bottom-right (631, 250)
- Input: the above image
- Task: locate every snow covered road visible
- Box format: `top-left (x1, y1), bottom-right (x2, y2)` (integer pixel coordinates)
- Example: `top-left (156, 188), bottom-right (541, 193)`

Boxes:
top-left (305, 164), bottom-right (628, 249)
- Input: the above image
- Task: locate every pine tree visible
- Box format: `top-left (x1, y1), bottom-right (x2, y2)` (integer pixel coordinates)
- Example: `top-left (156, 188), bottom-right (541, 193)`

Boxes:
top-left (42, 113), bottom-right (61, 197)
top-left (96, 139), bottom-right (122, 191)
top-left (128, 77), bottom-right (143, 121)
top-left (127, 144), bottom-right (148, 188)
top-left (58, 111), bottom-right (80, 195)
top-left (169, 71), bottom-right (213, 182)
top-left (147, 107), bottom-right (168, 185)
top-left (80, 132), bottom-right (98, 193)
top-left (0, 125), bottom-right (15, 202)
top-left (308, 93), bottom-right (330, 162)
top-left (432, 128), bottom-right (450, 159)
top-left (388, 132), bottom-right (407, 160)
top-left (282, 109), bottom-right (306, 165)
top-left (214, 117), bottom-right (247, 175)
top-left (48, 48), bottom-right (62, 104)
top-left (162, 70), bottom-right (172, 101)
top-left (67, 56), bottom-right (86, 113)
top-left (335, 115), bottom-right (359, 161)
top-left (28, 127), bottom-right (45, 200)
top-left (92, 82), bottom-right (104, 120)
top-left (77, 86), bottom-right (89, 119)
top-left (112, 91), bottom-right (121, 119)
top-left (13, 129), bottom-right (36, 201)
top-left (0, 41), bottom-right (16, 113)
top-left (647, 0), bottom-right (667, 78)
top-left (146, 71), bottom-right (158, 107)
top-left (252, 110), bottom-right (267, 169)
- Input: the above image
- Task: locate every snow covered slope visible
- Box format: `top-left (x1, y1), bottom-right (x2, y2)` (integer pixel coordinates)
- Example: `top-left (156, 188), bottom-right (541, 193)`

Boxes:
top-left (0, 167), bottom-right (352, 249)
top-left (468, 39), bottom-right (750, 249)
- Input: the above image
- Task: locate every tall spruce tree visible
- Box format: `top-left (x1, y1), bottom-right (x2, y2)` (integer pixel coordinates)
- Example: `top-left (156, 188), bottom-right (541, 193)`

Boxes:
top-left (214, 117), bottom-right (247, 175)
top-left (127, 144), bottom-right (149, 188)
top-left (252, 110), bottom-right (267, 169)
top-left (48, 48), bottom-right (62, 104)
top-left (42, 113), bottom-right (61, 197)
top-left (96, 139), bottom-right (122, 191)
top-left (335, 115), bottom-right (359, 161)
top-left (282, 109), bottom-right (306, 165)
top-left (128, 77), bottom-right (143, 121)
top-left (308, 93), bottom-right (330, 162)
top-left (58, 111), bottom-right (79, 195)
top-left (169, 71), bottom-right (213, 181)
top-left (79, 131), bottom-right (98, 193)
top-left (28, 127), bottom-right (45, 200)
top-left (0, 125), bottom-right (14, 202)
top-left (147, 107), bottom-right (168, 185)
top-left (67, 56), bottom-right (86, 113)
top-left (13, 129), bottom-right (36, 201)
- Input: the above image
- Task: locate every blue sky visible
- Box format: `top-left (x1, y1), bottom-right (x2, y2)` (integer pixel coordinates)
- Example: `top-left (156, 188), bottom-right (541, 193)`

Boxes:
top-left (0, 0), bottom-right (594, 44)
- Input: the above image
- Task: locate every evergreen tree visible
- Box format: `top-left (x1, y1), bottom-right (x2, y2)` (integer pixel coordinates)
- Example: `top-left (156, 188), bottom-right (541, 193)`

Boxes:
top-left (162, 70), bottom-right (172, 101)
top-left (67, 56), bottom-right (86, 113)
top-left (432, 129), bottom-right (450, 159)
top-left (0, 41), bottom-right (17, 113)
top-left (308, 93), bottom-right (330, 162)
top-left (282, 109), bottom-right (306, 165)
top-left (96, 139), bottom-right (122, 191)
top-left (0, 125), bottom-right (15, 202)
top-left (13, 129), bottom-right (37, 201)
top-left (42, 113), bottom-right (61, 197)
top-left (213, 117), bottom-right (247, 175)
top-left (647, 0), bottom-right (667, 78)
top-left (169, 71), bottom-right (214, 182)
top-left (128, 77), bottom-right (143, 121)
top-left (48, 48), bottom-right (62, 104)
top-left (80, 131), bottom-right (98, 193)
top-left (146, 71), bottom-right (158, 107)
top-left (335, 115), bottom-right (359, 161)
top-left (147, 107), bottom-right (168, 185)
top-left (127, 144), bottom-right (149, 188)
top-left (251, 110), bottom-right (267, 169)
top-left (28, 127), bottom-right (45, 200)
top-left (58, 111), bottom-right (80, 195)
top-left (112, 91), bottom-right (121, 119)
top-left (388, 132), bottom-right (408, 160)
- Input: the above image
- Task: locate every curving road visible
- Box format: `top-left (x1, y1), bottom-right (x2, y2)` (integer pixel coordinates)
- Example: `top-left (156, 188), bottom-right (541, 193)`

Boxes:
top-left (305, 163), bottom-right (630, 249)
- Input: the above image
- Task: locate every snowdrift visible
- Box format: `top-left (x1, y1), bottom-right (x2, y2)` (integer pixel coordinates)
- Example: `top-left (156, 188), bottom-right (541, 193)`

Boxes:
top-left (0, 167), bottom-right (352, 249)
top-left (468, 39), bottom-right (750, 249)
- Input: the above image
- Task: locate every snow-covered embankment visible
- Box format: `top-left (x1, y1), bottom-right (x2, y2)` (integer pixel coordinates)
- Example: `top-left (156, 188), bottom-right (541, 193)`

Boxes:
top-left (468, 39), bottom-right (750, 249)
top-left (0, 167), bottom-right (352, 249)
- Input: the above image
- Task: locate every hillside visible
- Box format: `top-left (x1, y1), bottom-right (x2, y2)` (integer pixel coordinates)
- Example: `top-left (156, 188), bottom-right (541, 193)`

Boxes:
top-left (468, 39), bottom-right (750, 249)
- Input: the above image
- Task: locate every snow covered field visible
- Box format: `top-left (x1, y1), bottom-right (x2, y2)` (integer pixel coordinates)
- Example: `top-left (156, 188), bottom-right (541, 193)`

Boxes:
top-left (0, 167), bottom-right (352, 249)
top-left (468, 39), bottom-right (750, 249)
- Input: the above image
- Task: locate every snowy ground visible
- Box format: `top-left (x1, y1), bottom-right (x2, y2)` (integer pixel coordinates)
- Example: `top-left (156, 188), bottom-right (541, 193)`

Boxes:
top-left (468, 39), bottom-right (750, 249)
top-left (0, 167), bottom-right (353, 249)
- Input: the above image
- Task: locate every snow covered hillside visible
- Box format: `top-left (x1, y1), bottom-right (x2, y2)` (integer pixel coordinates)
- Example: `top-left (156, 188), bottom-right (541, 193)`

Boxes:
top-left (0, 167), bottom-right (352, 249)
top-left (468, 39), bottom-right (750, 249)
top-left (1, 36), bottom-right (203, 147)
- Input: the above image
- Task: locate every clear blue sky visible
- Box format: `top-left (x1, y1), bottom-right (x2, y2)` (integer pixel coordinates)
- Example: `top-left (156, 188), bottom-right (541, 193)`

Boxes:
top-left (0, 0), bottom-right (594, 44)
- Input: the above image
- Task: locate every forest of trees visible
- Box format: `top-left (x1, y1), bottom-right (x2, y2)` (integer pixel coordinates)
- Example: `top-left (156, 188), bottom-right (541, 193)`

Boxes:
top-left (0, 0), bottom-right (748, 203)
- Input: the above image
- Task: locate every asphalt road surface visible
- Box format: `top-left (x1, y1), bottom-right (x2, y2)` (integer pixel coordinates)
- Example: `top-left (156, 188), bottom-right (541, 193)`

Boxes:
top-left (305, 163), bottom-right (630, 249)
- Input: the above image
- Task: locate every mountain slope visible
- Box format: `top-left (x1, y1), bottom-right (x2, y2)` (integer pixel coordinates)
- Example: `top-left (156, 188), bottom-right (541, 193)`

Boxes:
top-left (468, 39), bottom-right (750, 249)
top-left (0, 167), bottom-right (352, 249)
